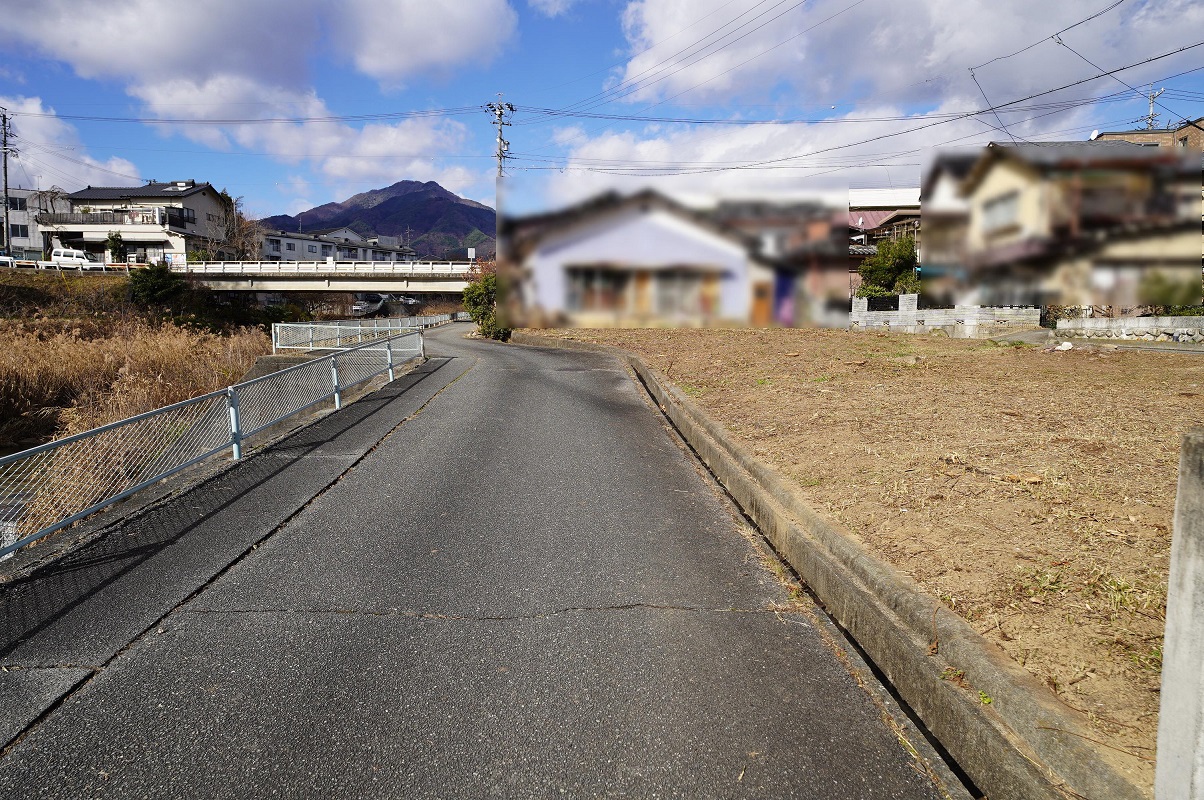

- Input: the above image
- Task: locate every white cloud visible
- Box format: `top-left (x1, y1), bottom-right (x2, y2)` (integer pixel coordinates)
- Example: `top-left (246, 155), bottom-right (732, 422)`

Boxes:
top-left (128, 75), bottom-right (482, 193)
top-left (331, 0), bottom-right (518, 86)
top-left (528, 0), bottom-right (580, 16)
top-left (0, 0), bottom-right (516, 90)
top-left (2, 96), bottom-right (141, 190)
top-left (613, 0), bottom-right (1204, 107)
top-left (536, 95), bottom-right (1111, 206)
top-left (521, 0), bottom-right (1203, 208)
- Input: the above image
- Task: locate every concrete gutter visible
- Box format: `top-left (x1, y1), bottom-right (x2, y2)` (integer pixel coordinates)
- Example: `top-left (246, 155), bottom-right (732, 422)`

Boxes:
top-left (511, 331), bottom-right (1149, 800)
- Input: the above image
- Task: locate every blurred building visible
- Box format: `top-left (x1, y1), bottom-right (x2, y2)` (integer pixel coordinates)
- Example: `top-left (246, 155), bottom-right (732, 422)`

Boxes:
top-left (1094, 117), bottom-right (1204, 151)
top-left (708, 200), bottom-right (850, 326)
top-left (925, 141), bottom-right (1200, 308)
top-left (504, 190), bottom-right (767, 326)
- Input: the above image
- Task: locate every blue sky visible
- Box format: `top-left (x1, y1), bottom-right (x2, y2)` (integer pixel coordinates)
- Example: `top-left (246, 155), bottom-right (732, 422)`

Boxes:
top-left (1, 0), bottom-right (1201, 219)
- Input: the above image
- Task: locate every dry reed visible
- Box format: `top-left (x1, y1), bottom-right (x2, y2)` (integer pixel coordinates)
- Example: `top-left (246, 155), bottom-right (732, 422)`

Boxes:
top-left (0, 319), bottom-right (271, 445)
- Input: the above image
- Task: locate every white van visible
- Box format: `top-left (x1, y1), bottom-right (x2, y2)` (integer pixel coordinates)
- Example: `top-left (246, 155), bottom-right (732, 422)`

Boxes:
top-left (49, 248), bottom-right (103, 270)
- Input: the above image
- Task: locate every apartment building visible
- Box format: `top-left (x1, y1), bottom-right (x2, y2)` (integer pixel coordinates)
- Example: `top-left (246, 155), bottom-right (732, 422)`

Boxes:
top-left (4, 187), bottom-right (69, 259)
top-left (260, 226), bottom-right (418, 262)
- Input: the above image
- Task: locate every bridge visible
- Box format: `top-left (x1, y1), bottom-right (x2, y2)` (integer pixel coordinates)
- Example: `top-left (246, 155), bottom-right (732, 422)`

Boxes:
top-left (169, 260), bottom-right (475, 293)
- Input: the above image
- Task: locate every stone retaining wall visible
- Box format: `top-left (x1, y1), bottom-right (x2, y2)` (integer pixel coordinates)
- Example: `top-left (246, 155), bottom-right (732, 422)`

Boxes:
top-left (1056, 316), bottom-right (1204, 343)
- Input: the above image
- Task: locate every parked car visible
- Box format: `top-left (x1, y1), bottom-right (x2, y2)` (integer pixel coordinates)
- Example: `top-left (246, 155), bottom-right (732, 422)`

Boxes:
top-left (350, 293), bottom-right (387, 317)
top-left (48, 248), bottom-right (104, 270)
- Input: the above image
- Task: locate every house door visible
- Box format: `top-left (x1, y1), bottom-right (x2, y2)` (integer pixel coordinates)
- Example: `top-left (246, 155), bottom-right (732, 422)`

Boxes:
top-left (752, 282), bottom-right (772, 327)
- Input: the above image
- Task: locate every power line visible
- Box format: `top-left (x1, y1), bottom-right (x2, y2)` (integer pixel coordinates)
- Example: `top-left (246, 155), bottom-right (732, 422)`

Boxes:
top-left (518, 44), bottom-right (1204, 178)
top-left (1052, 35), bottom-right (1204, 133)
top-left (10, 106), bottom-right (483, 126)
top-left (970, 0), bottom-right (1129, 71)
top-left (526, 0), bottom-right (751, 96)
top-left (544, 0), bottom-right (797, 116)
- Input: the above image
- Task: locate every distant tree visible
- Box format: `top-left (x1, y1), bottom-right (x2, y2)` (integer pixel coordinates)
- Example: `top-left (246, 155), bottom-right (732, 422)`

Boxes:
top-left (106, 231), bottom-right (127, 264)
top-left (856, 235), bottom-right (918, 297)
top-left (205, 191), bottom-right (263, 260)
top-left (130, 263), bottom-right (186, 306)
top-left (462, 259), bottom-right (510, 341)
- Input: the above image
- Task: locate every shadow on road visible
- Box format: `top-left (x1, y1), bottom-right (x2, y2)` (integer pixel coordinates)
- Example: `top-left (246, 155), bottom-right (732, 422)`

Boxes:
top-left (0, 358), bottom-right (454, 660)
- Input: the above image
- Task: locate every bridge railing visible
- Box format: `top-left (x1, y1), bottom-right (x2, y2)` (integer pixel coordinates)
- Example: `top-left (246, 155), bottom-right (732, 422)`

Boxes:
top-left (0, 329), bottom-right (426, 560)
top-left (271, 313), bottom-right (471, 353)
top-left (171, 260), bottom-right (475, 275)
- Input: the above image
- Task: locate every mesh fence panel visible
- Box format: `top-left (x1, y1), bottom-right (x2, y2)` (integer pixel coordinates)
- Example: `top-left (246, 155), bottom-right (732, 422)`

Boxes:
top-left (0, 328), bottom-right (431, 557)
top-left (275, 323), bottom-right (417, 351)
top-left (0, 391), bottom-right (231, 554)
top-left (335, 348), bottom-right (387, 391)
top-left (236, 357), bottom-right (334, 437)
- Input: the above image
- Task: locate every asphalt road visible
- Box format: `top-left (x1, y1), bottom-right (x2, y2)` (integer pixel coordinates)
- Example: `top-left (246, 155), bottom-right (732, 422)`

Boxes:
top-left (0, 323), bottom-right (954, 798)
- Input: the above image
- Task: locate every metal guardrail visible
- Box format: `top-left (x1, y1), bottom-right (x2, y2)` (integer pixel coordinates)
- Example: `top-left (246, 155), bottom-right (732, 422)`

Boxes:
top-left (0, 329), bottom-right (425, 560)
top-left (271, 313), bottom-right (470, 353)
top-left (173, 261), bottom-right (475, 275)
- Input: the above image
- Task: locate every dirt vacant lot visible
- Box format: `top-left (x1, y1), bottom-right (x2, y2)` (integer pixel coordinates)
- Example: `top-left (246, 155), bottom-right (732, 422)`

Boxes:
top-left (526, 326), bottom-right (1204, 777)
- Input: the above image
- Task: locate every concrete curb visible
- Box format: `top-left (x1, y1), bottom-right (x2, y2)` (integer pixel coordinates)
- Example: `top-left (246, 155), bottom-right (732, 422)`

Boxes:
top-left (511, 331), bottom-right (1148, 800)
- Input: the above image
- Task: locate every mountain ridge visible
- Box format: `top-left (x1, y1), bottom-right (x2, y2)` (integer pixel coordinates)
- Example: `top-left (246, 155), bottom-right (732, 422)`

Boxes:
top-left (260, 180), bottom-right (495, 259)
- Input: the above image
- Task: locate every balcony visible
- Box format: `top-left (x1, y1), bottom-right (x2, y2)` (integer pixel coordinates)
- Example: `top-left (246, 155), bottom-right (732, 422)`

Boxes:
top-left (37, 209), bottom-right (165, 226)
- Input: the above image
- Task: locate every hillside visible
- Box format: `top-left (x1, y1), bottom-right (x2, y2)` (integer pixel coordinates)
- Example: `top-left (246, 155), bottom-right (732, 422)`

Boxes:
top-left (261, 180), bottom-right (495, 259)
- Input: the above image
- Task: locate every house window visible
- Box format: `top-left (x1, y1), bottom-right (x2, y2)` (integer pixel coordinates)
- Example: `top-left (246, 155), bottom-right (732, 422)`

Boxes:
top-left (1179, 136), bottom-right (1190, 148)
top-left (655, 270), bottom-right (702, 315)
top-left (285, 243), bottom-right (295, 251)
top-left (982, 191), bottom-right (1019, 233)
top-left (566, 268), bottom-right (629, 312)
top-left (308, 244), bottom-right (317, 253)
top-left (268, 239), bottom-right (281, 252)
top-left (206, 212), bottom-right (218, 222)
top-left (7, 197), bottom-right (26, 212)
top-left (321, 245), bottom-right (332, 257)
top-left (180, 207), bottom-right (196, 224)
top-left (9, 224), bottom-right (29, 239)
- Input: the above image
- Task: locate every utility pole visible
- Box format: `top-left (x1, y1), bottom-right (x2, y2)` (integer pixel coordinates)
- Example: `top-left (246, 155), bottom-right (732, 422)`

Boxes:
top-left (1, 108), bottom-right (11, 257)
top-left (485, 96), bottom-right (514, 178)
top-left (1144, 85), bottom-right (1165, 130)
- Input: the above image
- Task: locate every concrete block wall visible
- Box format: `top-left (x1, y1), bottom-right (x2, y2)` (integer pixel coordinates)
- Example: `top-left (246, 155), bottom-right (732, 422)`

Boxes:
top-left (851, 295), bottom-right (1041, 338)
top-left (1056, 316), bottom-right (1204, 343)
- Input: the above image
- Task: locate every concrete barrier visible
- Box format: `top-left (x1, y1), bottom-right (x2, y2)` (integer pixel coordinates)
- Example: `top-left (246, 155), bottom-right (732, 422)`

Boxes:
top-left (512, 331), bottom-right (1149, 800)
top-left (1156, 427), bottom-right (1204, 798)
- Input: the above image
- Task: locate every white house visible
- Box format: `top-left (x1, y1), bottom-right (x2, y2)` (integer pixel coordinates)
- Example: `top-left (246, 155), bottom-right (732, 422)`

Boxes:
top-left (41, 180), bottom-right (230, 264)
top-left (506, 190), bottom-right (775, 326)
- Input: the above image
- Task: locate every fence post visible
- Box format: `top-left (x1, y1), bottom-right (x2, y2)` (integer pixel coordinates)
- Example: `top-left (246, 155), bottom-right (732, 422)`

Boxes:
top-left (419, 332), bottom-right (425, 360)
top-left (331, 354), bottom-right (342, 410)
top-left (272, 325), bottom-right (279, 355)
top-left (309, 325), bottom-right (314, 351)
top-left (386, 337), bottom-right (395, 382)
top-left (335, 327), bottom-right (341, 348)
top-left (227, 386), bottom-right (243, 460)
top-left (1156, 427), bottom-right (1204, 798)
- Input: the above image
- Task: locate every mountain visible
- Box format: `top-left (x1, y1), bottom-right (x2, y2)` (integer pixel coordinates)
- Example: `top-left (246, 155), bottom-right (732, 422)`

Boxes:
top-left (260, 180), bottom-right (495, 259)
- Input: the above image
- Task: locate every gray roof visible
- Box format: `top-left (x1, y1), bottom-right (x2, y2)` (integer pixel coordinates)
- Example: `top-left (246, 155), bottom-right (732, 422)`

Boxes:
top-left (986, 140), bottom-right (1177, 165)
top-left (68, 180), bottom-right (214, 202)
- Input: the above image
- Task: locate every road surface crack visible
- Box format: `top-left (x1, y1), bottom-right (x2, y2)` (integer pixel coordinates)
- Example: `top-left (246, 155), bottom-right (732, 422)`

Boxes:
top-left (178, 603), bottom-right (805, 622)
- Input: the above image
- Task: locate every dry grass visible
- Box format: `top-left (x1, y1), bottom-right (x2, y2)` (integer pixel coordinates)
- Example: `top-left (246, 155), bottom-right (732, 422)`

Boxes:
top-left (0, 319), bottom-right (271, 445)
top-left (531, 326), bottom-right (1204, 787)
